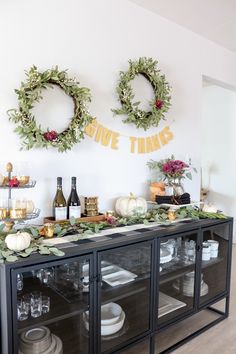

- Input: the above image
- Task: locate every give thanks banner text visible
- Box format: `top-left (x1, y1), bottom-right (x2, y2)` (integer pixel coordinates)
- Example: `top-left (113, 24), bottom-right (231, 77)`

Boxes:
top-left (84, 119), bottom-right (174, 154)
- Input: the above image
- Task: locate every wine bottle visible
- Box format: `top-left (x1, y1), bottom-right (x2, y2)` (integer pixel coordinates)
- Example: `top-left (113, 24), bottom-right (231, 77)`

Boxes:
top-left (67, 177), bottom-right (81, 219)
top-left (53, 177), bottom-right (67, 220)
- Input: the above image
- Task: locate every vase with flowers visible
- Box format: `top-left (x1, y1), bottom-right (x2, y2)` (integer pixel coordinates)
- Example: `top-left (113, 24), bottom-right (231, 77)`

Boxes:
top-left (147, 155), bottom-right (197, 196)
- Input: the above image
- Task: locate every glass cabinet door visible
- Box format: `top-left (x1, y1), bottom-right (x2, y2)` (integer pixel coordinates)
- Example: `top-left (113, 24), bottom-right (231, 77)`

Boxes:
top-left (12, 256), bottom-right (92, 354)
top-left (98, 241), bottom-right (153, 353)
top-left (158, 232), bottom-right (198, 327)
top-left (119, 339), bottom-right (150, 353)
top-left (199, 223), bottom-right (230, 306)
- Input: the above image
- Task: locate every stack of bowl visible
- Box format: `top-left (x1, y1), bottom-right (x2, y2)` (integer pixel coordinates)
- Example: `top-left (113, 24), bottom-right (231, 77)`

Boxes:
top-left (83, 302), bottom-right (125, 336)
top-left (19, 326), bottom-right (63, 354)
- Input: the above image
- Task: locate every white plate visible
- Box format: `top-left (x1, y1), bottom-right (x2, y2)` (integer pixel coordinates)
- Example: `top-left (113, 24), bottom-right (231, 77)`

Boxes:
top-left (103, 270), bottom-right (136, 287)
top-left (160, 247), bottom-right (172, 264)
top-left (85, 262), bottom-right (138, 287)
top-left (158, 292), bottom-right (186, 318)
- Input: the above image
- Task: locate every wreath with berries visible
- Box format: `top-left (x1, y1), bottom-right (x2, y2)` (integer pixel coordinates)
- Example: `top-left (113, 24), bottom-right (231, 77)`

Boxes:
top-left (112, 57), bottom-right (171, 130)
top-left (7, 66), bottom-right (93, 152)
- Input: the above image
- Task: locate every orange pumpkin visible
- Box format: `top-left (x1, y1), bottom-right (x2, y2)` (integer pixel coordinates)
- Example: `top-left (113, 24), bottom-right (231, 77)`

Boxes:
top-left (150, 182), bottom-right (166, 202)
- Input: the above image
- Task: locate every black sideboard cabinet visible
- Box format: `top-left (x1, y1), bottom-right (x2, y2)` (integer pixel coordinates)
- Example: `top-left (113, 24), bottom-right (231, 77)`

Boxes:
top-left (0, 218), bottom-right (233, 354)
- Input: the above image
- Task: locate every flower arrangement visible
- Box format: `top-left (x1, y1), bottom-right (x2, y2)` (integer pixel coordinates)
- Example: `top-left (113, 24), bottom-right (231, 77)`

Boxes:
top-left (147, 155), bottom-right (197, 186)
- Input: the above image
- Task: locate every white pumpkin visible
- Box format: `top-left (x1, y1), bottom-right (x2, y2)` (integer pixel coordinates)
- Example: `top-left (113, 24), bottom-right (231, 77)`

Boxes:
top-left (26, 200), bottom-right (35, 214)
top-left (0, 173), bottom-right (4, 186)
top-left (5, 232), bottom-right (31, 252)
top-left (202, 204), bottom-right (218, 213)
top-left (115, 193), bottom-right (147, 217)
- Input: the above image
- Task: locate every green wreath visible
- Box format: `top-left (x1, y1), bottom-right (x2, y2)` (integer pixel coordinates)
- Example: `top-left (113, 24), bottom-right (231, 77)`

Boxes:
top-left (8, 66), bottom-right (93, 152)
top-left (112, 57), bottom-right (171, 130)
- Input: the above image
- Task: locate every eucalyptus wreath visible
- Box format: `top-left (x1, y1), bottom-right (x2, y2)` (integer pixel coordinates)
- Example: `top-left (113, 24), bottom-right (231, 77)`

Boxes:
top-left (7, 66), bottom-right (93, 152)
top-left (112, 57), bottom-right (171, 130)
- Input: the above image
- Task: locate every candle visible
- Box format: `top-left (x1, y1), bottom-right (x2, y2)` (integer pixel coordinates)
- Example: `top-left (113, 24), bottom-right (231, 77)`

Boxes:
top-left (44, 223), bottom-right (55, 238)
top-left (167, 210), bottom-right (176, 221)
top-left (10, 208), bottom-right (27, 219)
top-left (0, 208), bottom-right (7, 220)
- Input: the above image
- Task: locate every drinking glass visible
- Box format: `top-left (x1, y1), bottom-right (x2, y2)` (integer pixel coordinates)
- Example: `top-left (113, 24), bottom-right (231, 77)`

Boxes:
top-left (17, 299), bottom-right (29, 321)
top-left (42, 296), bottom-right (50, 314)
top-left (22, 294), bottom-right (31, 313)
top-left (36, 268), bottom-right (54, 286)
top-left (17, 273), bottom-right (23, 292)
top-left (30, 291), bottom-right (42, 318)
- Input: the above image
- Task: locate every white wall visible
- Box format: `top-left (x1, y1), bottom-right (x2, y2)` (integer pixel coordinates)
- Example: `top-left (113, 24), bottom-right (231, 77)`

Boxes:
top-left (1, 0), bottom-right (236, 220)
top-left (202, 85), bottom-right (236, 240)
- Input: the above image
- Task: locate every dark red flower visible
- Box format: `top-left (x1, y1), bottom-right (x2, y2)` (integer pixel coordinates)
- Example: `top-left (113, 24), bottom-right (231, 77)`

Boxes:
top-left (155, 99), bottom-right (164, 110)
top-left (106, 216), bottom-right (117, 226)
top-left (8, 177), bottom-right (20, 187)
top-left (50, 130), bottom-right (58, 140)
top-left (43, 130), bottom-right (58, 141)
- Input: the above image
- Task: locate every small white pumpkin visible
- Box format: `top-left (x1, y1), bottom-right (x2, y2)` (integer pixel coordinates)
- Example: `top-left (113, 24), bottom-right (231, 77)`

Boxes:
top-left (202, 203), bottom-right (218, 213)
top-left (5, 232), bottom-right (31, 252)
top-left (115, 193), bottom-right (147, 217)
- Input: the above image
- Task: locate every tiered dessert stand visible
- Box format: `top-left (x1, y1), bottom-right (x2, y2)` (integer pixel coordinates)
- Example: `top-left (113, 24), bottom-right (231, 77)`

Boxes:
top-left (0, 162), bottom-right (40, 231)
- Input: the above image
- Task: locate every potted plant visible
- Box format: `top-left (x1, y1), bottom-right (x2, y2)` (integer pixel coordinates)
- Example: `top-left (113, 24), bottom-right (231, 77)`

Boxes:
top-left (147, 155), bottom-right (197, 196)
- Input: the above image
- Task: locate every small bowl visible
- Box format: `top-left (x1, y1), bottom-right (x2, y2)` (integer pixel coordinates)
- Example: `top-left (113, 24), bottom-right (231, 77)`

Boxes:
top-left (84, 302), bottom-right (122, 326)
top-left (101, 302), bottom-right (122, 325)
top-left (83, 310), bottom-right (125, 336)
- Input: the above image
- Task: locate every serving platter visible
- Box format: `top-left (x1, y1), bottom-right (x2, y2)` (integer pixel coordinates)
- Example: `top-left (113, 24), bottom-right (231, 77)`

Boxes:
top-left (158, 292), bottom-right (186, 318)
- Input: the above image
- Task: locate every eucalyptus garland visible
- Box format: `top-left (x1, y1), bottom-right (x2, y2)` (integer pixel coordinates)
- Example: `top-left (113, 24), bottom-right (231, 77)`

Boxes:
top-left (7, 66), bottom-right (93, 152)
top-left (0, 225), bottom-right (65, 263)
top-left (112, 57), bottom-right (171, 130)
top-left (0, 207), bottom-right (227, 263)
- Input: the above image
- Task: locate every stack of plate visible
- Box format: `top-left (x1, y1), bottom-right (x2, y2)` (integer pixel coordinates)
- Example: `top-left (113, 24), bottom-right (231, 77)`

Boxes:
top-left (160, 246), bottom-right (172, 264)
top-left (83, 302), bottom-right (125, 336)
top-left (19, 326), bottom-right (63, 354)
top-left (173, 271), bottom-right (208, 297)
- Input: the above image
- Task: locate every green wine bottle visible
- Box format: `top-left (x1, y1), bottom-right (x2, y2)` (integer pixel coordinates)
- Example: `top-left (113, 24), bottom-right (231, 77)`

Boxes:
top-left (53, 177), bottom-right (67, 220)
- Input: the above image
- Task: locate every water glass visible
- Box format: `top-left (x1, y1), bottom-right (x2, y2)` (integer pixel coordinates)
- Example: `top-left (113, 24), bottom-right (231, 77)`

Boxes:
top-left (22, 294), bottom-right (31, 311)
top-left (17, 299), bottom-right (29, 321)
top-left (42, 296), bottom-right (50, 314)
top-left (17, 273), bottom-right (23, 292)
top-left (30, 291), bottom-right (42, 318)
top-left (36, 268), bottom-right (54, 286)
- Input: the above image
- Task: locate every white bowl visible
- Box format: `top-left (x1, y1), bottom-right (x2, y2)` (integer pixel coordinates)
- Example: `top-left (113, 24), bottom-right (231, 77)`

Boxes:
top-left (83, 310), bottom-right (125, 336)
top-left (84, 302), bottom-right (122, 326)
top-left (101, 303), bottom-right (122, 325)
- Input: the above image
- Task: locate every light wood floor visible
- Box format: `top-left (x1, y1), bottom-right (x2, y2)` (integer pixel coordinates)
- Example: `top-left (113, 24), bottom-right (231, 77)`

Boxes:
top-left (174, 245), bottom-right (236, 354)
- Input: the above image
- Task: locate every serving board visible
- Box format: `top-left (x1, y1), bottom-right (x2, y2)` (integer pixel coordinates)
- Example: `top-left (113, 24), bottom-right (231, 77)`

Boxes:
top-left (44, 213), bottom-right (106, 225)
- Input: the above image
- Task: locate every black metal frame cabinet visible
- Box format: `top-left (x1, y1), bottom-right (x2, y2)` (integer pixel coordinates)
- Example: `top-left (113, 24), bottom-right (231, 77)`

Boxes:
top-left (0, 218), bottom-right (233, 354)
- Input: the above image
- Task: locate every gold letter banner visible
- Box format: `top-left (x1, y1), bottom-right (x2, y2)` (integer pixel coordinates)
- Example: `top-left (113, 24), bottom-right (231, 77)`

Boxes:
top-left (85, 119), bottom-right (174, 154)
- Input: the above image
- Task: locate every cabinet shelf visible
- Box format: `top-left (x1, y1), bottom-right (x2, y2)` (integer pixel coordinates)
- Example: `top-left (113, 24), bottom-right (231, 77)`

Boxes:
top-left (160, 257), bottom-right (224, 285)
top-left (101, 276), bottom-right (150, 306)
top-left (18, 278), bottom-right (89, 332)
top-left (101, 291), bottom-right (150, 353)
